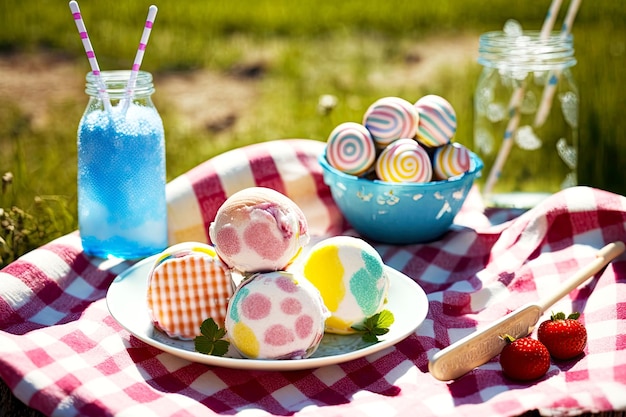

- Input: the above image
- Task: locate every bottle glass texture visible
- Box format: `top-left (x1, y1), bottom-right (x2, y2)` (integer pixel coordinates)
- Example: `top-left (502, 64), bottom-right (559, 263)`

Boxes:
top-left (473, 30), bottom-right (578, 208)
top-left (78, 70), bottom-right (167, 259)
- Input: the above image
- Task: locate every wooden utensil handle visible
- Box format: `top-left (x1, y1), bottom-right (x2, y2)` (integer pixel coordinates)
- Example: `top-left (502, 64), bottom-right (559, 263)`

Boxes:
top-left (429, 303), bottom-right (542, 381)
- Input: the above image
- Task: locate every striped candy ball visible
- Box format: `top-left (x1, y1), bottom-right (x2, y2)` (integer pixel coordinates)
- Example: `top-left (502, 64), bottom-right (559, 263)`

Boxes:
top-left (414, 95), bottom-right (457, 147)
top-left (363, 97), bottom-right (419, 149)
top-left (433, 142), bottom-right (471, 180)
top-left (326, 122), bottom-right (376, 176)
top-left (375, 138), bottom-right (432, 183)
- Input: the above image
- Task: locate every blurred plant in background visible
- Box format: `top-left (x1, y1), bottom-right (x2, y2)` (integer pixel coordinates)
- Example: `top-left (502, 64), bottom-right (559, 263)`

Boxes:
top-left (1, 172), bottom-right (74, 267)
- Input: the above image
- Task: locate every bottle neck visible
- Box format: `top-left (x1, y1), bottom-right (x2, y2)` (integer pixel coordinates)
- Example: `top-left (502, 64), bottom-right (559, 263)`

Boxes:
top-left (478, 30), bottom-right (576, 71)
top-left (85, 70), bottom-right (155, 99)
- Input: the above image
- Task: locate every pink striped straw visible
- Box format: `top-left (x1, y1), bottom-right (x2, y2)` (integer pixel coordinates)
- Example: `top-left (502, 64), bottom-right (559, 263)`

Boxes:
top-left (482, 0), bottom-right (564, 197)
top-left (122, 5), bottom-right (158, 113)
top-left (68, 0), bottom-right (112, 112)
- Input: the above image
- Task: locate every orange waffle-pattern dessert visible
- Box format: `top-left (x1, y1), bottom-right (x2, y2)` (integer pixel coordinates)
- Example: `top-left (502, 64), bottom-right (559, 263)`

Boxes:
top-left (147, 242), bottom-right (233, 339)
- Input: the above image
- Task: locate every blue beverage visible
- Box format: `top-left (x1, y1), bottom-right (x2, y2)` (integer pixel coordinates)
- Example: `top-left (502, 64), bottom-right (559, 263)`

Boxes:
top-left (77, 71), bottom-right (167, 259)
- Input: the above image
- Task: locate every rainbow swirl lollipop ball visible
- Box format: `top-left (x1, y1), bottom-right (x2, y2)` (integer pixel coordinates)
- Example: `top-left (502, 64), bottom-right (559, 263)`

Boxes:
top-left (363, 97), bottom-right (419, 149)
top-left (433, 142), bottom-right (471, 180)
top-left (326, 122), bottom-right (376, 176)
top-left (375, 138), bottom-right (433, 183)
top-left (414, 94), bottom-right (457, 147)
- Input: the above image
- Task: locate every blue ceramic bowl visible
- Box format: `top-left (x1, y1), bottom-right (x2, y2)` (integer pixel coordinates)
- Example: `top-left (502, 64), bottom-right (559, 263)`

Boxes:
top-left (319, 151), bottom-right (483, 244)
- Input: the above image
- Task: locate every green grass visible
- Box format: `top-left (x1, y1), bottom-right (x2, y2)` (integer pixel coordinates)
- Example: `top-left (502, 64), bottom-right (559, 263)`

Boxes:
top-left (1, 0), bottom-right (625, 265)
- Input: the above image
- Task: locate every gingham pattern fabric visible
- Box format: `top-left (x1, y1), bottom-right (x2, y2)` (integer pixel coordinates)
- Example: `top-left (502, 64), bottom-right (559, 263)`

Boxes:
top-left (1, 139), bottom-right (625, 417)
top-left (148, 253), bottom-right (232, 339)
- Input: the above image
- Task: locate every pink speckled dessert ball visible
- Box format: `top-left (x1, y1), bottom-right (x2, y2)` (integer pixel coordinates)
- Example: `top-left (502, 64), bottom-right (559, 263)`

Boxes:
top-left (209, 187), bottom-right (310, 273)
top-left (225, 271), bottom-right (329, 359)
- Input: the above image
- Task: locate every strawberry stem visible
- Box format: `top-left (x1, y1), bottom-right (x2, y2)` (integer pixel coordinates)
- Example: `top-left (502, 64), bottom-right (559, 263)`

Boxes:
top-left (550, 311), bottom-right (580, 321)
top-left (501, 334), bottom-right (516, 344)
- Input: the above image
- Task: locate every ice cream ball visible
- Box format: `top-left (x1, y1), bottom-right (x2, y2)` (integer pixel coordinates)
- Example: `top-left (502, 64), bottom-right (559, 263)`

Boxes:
top-left (209, 187), bottom-right (310, 273)
top-left (225, 271), bottom-right (329, 359)
top-left (147, 242), bottom-right (233, 340)
top-left (301, 236), bottom-right (389, 334)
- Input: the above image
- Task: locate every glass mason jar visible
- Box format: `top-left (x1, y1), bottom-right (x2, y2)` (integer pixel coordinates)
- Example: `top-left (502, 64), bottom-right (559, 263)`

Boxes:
top-left (473, 31), bottom-right (578, 208)
top-left (77, 70), bottom-right (167, 259)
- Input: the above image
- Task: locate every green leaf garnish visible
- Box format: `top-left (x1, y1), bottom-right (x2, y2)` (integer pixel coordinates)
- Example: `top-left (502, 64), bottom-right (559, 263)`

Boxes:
top-left (351, 310), bottom-right (395, 343)
top-left (194, 318), bottom-right (230, 357)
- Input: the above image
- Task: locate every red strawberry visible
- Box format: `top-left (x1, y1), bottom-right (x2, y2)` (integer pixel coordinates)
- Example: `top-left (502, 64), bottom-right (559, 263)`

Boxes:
top-left (537, 312), bottom-right (587, 360)
top-left (499, 335), bottom-right (550, 381)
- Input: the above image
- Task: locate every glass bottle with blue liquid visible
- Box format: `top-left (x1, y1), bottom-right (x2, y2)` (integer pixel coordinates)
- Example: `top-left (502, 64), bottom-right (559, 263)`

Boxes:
top-left (78, 70), bottom-right (167, 259)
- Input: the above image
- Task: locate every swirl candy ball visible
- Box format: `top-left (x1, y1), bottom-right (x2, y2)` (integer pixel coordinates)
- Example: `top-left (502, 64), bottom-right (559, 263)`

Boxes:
top-left (375, 138), bottom-right (433, 183)
top-left (326, 122), bottom-right (376, 176)
top-left (433, 142), bottom-right (471, 180)
top-left (363, 97), bottom-right (419, 149)
top-left (414, 94), bottom-right (457, 147)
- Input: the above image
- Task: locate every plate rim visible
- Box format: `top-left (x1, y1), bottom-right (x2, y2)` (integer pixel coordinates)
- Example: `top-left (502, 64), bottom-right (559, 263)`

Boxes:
top-left (106, 254), bottom-right (429, 371)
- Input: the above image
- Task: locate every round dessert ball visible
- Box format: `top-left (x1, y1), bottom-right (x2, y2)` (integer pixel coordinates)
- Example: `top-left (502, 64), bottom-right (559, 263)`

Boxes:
top-left (147, 242), bottom-right (233, 340)
top-left (363, 96), bottom-right (420, 149)
top-left (301, 236), bottom-right (389, 334)
top-left (209, 187), bottom-right (310, 273)
top-left (375, 138), bottom-right (433, 183)
top-left (326, 122), bottom-right (376, 176)
top-left (225, 271), bottom-right (329, 359)
top-left (432, 142), bottom-right (471, 180)
top-left (414, 94), bottom-right (457, 147)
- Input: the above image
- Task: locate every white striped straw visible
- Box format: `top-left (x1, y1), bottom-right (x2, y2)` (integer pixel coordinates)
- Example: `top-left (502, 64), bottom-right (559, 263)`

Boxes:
top-left (533, 0), bottom-right (582, 127)
top-left (482, 0), bottom-right (563, 197)
top-left (481, 82), bottom-right (525, 196)
top-left (122, 5), bottom-right (158, 114)
top-left (561, 0), bottom-right (582, 35)
top-left (541, 0), bottom-right (564, 38)
top-left (68, 0), bottom-right (112, 113)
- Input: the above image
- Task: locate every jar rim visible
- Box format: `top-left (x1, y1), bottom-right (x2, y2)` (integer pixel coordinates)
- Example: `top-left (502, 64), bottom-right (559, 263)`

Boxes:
top-left (479, 30), bottom-right (573, 44)
top-left (85, 70), bottom-right (155, 98)
top-left (478, 30), bottom-right (576, 70)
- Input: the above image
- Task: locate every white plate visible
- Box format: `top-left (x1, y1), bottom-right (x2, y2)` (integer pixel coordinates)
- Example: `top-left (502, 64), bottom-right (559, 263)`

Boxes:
top-left (106, 255), bottom-right (429, 371)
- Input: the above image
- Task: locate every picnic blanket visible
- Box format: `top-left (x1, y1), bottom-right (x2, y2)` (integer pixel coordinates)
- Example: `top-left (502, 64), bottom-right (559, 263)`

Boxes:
top-left (1, 139), bottom-right (625, 417)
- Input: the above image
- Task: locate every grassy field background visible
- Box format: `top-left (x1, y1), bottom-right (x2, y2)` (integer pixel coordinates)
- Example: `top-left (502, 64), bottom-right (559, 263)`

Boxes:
top-left (1, 0), bottom-right (625, 265)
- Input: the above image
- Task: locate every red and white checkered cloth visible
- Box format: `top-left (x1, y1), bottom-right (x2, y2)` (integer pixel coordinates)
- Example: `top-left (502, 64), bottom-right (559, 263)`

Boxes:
top-left (1, 139), bottom-right (625, 417)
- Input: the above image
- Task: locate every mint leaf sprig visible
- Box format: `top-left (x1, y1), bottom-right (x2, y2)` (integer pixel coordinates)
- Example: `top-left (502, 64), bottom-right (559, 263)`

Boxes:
top-left (194, 318), bottom-right (230, 357)
top-left (351, 310), bottom-right (395, 343)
